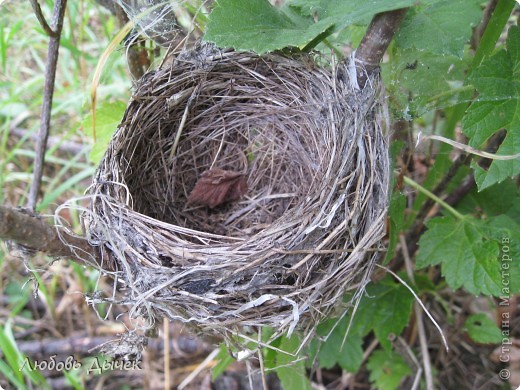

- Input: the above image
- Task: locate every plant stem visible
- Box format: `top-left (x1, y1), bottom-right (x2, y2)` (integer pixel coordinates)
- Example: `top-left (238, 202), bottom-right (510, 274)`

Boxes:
top-left (28, 0), bottom-right (56, 37)
top-left (400, 173), bottom-right (465, 221)
top-left (27, 0), bottom-right (68, 211)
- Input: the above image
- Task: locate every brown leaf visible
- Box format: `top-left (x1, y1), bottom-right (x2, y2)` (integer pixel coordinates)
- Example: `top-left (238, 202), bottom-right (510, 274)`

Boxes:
top-left (187, 168), bottom-right (248, 209)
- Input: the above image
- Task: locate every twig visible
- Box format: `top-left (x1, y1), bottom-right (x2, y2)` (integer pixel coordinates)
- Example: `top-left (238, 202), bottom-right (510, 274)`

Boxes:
top-left (27, 0), bottom-right (68, 211)
top-left (355, 8), bottom-right (408, 87)
top-left (28, 0), bottom-right (56, 37)
top-left (0, 205), bottom-right (99, 264)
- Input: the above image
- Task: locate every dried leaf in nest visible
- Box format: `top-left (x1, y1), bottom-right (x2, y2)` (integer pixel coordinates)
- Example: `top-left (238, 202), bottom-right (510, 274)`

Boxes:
top-left (187, 168), bottom-right (248, 208)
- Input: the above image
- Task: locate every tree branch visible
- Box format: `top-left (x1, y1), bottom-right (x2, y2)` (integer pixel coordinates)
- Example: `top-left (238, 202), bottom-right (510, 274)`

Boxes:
top-left (355, 8), bottom-right (408, 88)
top-left (27, 0), bottom-right (68, 211)
top-left (0, 205), bottom-right (100, 265)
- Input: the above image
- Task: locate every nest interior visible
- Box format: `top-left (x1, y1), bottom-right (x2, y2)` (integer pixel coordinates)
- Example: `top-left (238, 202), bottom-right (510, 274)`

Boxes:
top-left (86, 44), bottom-right (390, 344)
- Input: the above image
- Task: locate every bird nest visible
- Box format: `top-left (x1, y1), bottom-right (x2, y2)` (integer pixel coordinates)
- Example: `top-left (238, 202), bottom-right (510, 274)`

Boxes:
top-left (84, 43), bottom-right (390, 348)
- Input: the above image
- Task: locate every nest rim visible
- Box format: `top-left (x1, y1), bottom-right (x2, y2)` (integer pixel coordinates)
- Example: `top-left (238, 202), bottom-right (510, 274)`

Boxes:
top-left (84, 44), bottom-right (390, 345)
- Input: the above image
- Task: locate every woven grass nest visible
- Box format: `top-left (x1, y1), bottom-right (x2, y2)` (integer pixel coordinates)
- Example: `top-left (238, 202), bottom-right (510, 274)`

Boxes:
top-left (85, 43), bottom-right (390, 347)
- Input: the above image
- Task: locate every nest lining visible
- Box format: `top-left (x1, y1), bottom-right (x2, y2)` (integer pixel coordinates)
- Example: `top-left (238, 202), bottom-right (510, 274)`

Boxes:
top-left (85, 43), bottom-right (390, 345)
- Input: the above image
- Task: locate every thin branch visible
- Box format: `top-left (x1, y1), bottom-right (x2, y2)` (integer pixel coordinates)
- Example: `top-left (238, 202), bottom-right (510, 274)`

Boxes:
top-left (355, 8), bottom-right (408, 88)
top-left (0, 205), bottom-right (99, 264)
top-left (27, 0), bottom-right (68, 211)
top-left (29, 0), bottom-right (57, 37)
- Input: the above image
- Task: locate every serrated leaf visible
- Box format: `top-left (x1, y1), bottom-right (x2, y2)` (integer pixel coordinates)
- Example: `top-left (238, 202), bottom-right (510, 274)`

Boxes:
top-left (457, 179), bottom-right (519, 216)
top-left (313, 316), bottom-right (364, 373)
top-left (383, 48), bottom-right (469, 115)
top-left (275, 335), bottom-right (312, 390)
top-left (417, 216), bottom-right (502, 296)
top-left (309, 278), bottom-right (414, 372)
top-left (205, 0), bottom-right (417, 54)
top-left (204, 0), bottom-right (333, 53)
top-left (465, 313), bottom-right (502, 344)
top-left (482, 215), bottom-right (520, 295)
top-left (82, 101), bottom-right (126, 165)
top-left (396, 0), bottom-right (482, 58)
top-left (314, 0), bottom-right (417, 30)
top-left (462, 26), bottom-right (520, 190)
top-left (367, 349), bottom-right (411, 390)
top-left (353, 278), bottom-right (414, 350)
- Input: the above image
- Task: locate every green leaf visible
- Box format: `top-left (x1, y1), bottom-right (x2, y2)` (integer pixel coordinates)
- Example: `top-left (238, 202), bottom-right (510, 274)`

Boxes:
top-left (311, 0), bottom-right (417, 31)
top-left (395, 0), bottom-right (482, 58)
top-left (456, 179), bottom-right (519, 216)
top-left (367, 349), bottom-right (411, 390)
top-left (417, 216), bottom-right (502, 296)
top-left (211, 344), bottom-right (235, 381)
top-left (205, 0), bottom-right (417, 54)
top-left (63, 370), bottom-right (84, 390)
top-left (0, 324), bottom-right (24, 384)
top-left (462, 26), bottom-right (520, 190)
top-left (204, 0), bottom-right (334, 53)
top-left (82, 101), bottom-right (126, 165)
top-left (465, 313), bottom-right (502, 344)
top-left (0, 323), bottom-right (48, 388)
top-left (0, 360), bottom-right (27, 390)
top-left (275, 335), bottom-right (312, 390)
top-left (313, 316), bottom-right (364, 372)
top-left (383, 48), bottom-right (470, 115)
top-left (310, 278), bottom-right (414, 371)
top-left (482, 214), bottom-right (520, 295)
top-left (353, 278), bottom-right (414, 350)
